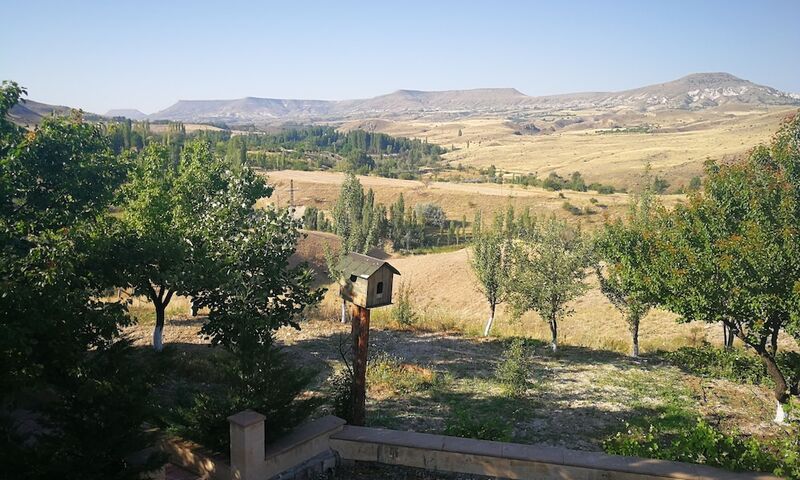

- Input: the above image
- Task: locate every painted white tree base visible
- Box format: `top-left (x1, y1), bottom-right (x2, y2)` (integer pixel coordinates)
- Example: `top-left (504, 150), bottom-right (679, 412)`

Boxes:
top-left (774, 401), bottom-right (788, 425)
top-left (153, 325), bottom-right (163, 352)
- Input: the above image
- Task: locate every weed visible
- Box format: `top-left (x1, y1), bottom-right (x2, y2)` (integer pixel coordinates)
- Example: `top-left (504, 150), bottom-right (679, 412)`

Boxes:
top-left (494, 338), bottom-right (534, 397)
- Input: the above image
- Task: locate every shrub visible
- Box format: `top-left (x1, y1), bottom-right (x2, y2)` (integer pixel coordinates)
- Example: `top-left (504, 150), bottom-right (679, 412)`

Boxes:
top-left (604, 420), bottom-right (799, 477)
top-left (444, 408), bottom-right (512, 442)
top-left (170, 345), bottom-right (319, 452)
top-left (367, 351), bottom-right (436, 394)
top-left (392, 281), bottom-right (416, 327)
top-left (329, 369), bottom-right (355, 423)
top-left (662, 344), bottom-right (800, 387)
top-left (494, 338), bottom-right (534, 397)
top-left (561, 201), bottom-right (583, 215)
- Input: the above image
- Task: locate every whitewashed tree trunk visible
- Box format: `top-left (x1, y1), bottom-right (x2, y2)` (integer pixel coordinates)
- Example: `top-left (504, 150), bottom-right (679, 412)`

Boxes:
top-left (775, 401), bottom-right (787, 424)
top-left (483, 304), bottom-right (496, 337)
top-left (153, 324), bottom-right (163, 352)
top-left (340, 299), bottom-right (347, 323)
top-left (549, 319), bottom-right (558, 352)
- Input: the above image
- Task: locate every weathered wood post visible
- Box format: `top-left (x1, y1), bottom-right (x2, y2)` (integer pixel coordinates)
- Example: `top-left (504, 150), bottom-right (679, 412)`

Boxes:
top-left (338, 253), bottom-right (400, 427)
top-left (350, 304), bottom-right (370, 426)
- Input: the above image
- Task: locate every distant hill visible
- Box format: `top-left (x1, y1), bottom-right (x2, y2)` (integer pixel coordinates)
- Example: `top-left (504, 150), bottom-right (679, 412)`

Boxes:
top-left (148, 73), bottom-right (800, 125)
top-left (105, 109), bottom-right (148, 120)
top-left (8, 99), bottom-right (104, 127)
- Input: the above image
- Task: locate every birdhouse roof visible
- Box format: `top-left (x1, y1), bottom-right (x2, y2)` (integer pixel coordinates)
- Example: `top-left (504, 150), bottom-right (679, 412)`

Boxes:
top-left (340, 252), bottom-right (400, 279)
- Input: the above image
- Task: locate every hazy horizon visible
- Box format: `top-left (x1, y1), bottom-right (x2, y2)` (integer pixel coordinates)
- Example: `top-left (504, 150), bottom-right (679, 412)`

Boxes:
top-left (2, 0), bottom-right (799, 114)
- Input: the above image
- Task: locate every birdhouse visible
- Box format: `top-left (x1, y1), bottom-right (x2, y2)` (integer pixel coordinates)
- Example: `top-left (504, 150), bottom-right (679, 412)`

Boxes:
top-left (339, 252), bottom-right (400, 309)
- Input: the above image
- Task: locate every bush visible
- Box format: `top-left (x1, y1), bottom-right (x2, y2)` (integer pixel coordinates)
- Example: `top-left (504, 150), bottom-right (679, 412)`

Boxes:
top-left (444, 408), bottom-right (512, 442)
top-left (494, 338), bottom-right (534, 397)
top-left (329, 369), bottom-right (355, 423)
top-left (562, 201), bottom-right (583, 216)
top-left (662, 344), bottom-right (800, 387)
top-left (392, 281), bottom-right (416, 327)
top-left (604, 420), bottom-right (799, 477)
top-left (170, 345), bottom-right (319, 452)
top-left (367, 351), bottom-right (436, 394)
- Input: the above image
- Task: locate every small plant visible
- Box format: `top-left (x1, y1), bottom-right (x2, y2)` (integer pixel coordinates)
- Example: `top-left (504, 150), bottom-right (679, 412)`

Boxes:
top-left (367, 351), bottom-right (436, 394)
top-left (329, 369), bottom-right (355, 423)
top-left (444, 408), bottom-right (512, 442)
top-left (561, 201), bottom-right (583, 215)
top-left (662, 344), bottom-right (800, 387)
top-left (604, 419), bottom-right (799, 477)
top-left (494, 338), bottom-right (534, 397)
top-left (392, 281), bottom-right (416, 328)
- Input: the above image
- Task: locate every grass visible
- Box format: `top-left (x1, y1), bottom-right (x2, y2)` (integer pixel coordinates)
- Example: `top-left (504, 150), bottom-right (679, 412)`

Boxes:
top-left (352, 108), bottom-right (795, 191)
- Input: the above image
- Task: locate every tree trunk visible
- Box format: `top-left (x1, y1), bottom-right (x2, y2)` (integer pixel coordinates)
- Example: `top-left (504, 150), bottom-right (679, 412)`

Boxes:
top-left (630, 318), bottom-right (640, 358)
top-left (775, 400), bottom-right (787, 424)
top-left (340, 299), bottom-right (347, 323)
top-left (754, 346), bottom-right (791, 423)
top-left (722, 323), bottom-right (735, 349)
top-left (153, 302), bottom-right (165, 352)
top-left (483, 303), bottom-right (496, 337)
top-left (549, 318), bottom-right (558, 352)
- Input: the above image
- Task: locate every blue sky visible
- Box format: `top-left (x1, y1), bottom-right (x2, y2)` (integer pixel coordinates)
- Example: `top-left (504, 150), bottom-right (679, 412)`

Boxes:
top-left (1, 0), bottom-right (798, 114)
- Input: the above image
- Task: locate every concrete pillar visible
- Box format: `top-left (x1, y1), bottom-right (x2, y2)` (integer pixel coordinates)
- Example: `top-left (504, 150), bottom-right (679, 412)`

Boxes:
top-left (228, 410), bottom-right (266, 480)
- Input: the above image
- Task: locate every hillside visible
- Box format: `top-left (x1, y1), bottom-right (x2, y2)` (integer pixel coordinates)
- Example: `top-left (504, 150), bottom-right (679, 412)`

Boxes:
top-left (147, 73), bottom-right (799, 124)
top-left (105, 108), bottom-right (148, 120)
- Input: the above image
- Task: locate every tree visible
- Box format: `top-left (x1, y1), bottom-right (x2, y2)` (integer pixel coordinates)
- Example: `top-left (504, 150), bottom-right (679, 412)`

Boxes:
top-left (330, 174), bottom-right (386, 321)
top-left (0, 82), bottom-right (164, 478)
top-left (652, 175), bottom-right (670, 194)
top-left (648, 116), bottom-right (800, 423)
top-left (595, 185), bottom-right (661, 357)
top-left (508, 216), bottom-right (591, 351)
top-left (120, 139), bottom-right (270, 351)
top-left (414, 202), bottom-right (446, 229)
top-left (469, 218), bottom-right (512, 336)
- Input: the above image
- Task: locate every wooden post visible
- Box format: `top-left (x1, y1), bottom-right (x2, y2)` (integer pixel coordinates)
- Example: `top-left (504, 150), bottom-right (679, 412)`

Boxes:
top-left (350, 304), bottom-right (370, 426)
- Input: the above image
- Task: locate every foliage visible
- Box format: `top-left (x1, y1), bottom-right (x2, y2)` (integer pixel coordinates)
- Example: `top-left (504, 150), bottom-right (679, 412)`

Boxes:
top-left (367, 351), bottom-right (437, 394)
top-left (662, 345), bottom-right (800, 387)
top-left (507, 216), bottom-right (591, 351)
top-left (332, 174), bottom-right (386, 254)
top-left (414, 202), bottom-right (446, 228)
top-left (170, 345), bottom-right (319, 452)
top-left (0, 82), bottom-right (164, 478)
top-left (647, 114), bottom-right (800, 411)
top-left (594, 181), bottom-right (661, 356)
top-left (443, 408), bottom-right (513, 442)
top-left (469, 221), bottom-right (513, 336)
top-left (392, 281), bottom-right (417, 327)
top-left (604, 420), bottom-right (799, 478)
top-left (302, 205), bottom-right (332, 232)
top-left (232, 126), bottom-right (445, 177)
top-left (494, 338), bottom-right (534, 397)
top-left (329, 369), bottom-right (355, 423)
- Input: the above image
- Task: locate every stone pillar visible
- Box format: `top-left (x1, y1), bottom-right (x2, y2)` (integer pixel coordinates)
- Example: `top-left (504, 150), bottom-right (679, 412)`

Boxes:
top-left (228, 410), bottom-right (266, 480)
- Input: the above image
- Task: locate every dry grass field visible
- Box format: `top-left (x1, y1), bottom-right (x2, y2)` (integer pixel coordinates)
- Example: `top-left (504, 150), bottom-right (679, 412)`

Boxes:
top-left (341, 107), bottom-right (797, 190)
top-left (259, 169), bottom-right (686, 230)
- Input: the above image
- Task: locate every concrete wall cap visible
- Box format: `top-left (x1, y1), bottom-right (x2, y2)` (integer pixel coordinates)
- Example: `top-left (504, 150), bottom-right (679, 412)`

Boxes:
top-left (265, 415), bottom-right (346, 459)
top-left (227, 409), bottom-right (266, 428)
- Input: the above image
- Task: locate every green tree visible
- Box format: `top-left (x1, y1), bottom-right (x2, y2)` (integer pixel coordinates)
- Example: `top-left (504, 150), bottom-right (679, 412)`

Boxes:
top-left (595, 185), bottom-right (661, 357)
top-left (508, 216), bottom-right (591, 352)
top-left (120, 139), bottom-right (270, 351)
top-left (470, 220), bottom-right (512, 336)
top-left (650, 116), bottom-right (800, 422)
top-left (330, 174), bottom-right (387, 321)
top-left (0, 82), bottom-right (164, 479)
